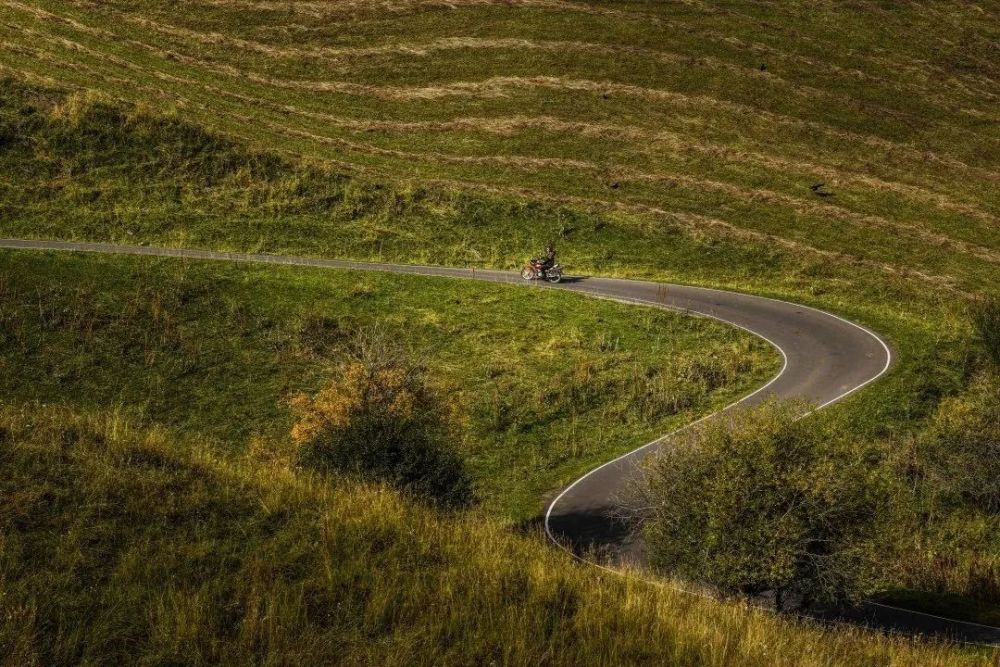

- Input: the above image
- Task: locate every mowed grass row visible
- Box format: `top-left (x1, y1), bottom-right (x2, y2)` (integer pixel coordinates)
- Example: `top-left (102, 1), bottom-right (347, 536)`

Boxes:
top-left (6, 0), bottom-right (996, 200)
top-left (2, 404), bottom-right (995, 667)
top-left (13, 0), bottom-right (990, 145)
top-left (2, 6), bottom-right (993, 260)
top-left (0, 249), bottom-right (778, 519)
top-left (0, 0), bottom-right (996, 277)
top-left (93, 0), bottom-right (1000, 116)
top-left (18, 0), bottom-right (1000, 177)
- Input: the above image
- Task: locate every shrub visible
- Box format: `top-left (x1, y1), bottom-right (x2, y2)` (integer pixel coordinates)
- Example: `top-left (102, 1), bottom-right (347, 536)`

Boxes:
top-left (912, 372), bottom-right (1000, 513)
top-left (292, 327), bottom-right (473, 509)
top-left (638, 401), bottom-right (895, 610)
top-left (971, 295), bottom-right (1000, 368)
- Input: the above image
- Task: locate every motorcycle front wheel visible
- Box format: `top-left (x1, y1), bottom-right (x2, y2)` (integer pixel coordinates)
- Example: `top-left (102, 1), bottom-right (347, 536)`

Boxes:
top-left (521, 266), bottom-right (536, 280)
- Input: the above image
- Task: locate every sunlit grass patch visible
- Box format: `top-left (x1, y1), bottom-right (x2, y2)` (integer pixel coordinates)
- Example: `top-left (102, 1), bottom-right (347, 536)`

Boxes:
top-left (0, 249), bottom-right (778, 519)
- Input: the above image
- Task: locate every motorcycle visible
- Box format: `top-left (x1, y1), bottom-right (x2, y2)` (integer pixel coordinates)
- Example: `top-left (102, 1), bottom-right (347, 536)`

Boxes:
top-left (521, 259), bottom-right (563, 284)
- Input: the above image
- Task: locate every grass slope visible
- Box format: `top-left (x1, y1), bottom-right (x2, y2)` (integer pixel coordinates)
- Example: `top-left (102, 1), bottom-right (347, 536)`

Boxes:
top-left (0, 0), bottom-right (995, 292)
top-left (0, 249), bottom-right (776, 519)
top-left (0, 76), bottom-right (982, 462)
top-left (0, 0), bottom-right (998, 656)
top-left (1, 404), bottom-right (993, 666)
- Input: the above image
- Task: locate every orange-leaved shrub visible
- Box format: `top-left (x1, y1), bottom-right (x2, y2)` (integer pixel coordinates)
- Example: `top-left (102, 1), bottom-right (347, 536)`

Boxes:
top-left (292, 328), bottom-right (473, 509)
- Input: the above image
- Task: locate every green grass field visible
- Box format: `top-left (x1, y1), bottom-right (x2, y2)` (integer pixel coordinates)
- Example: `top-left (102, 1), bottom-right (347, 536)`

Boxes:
top-left (0, 249), bottom-right (778, 519)
top-left (0, 0), bottom-right (998, 662)
top-left (0, 0), bottom-right (996, 297)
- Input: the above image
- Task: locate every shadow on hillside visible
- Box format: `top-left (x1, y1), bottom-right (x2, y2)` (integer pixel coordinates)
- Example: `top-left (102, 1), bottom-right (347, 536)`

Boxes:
top-left (807, 599), bottom-right (1000, 647)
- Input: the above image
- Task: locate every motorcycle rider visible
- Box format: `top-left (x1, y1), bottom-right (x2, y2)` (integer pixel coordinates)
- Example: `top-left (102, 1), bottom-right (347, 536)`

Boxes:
top-left (536, 243), bottom-right (557, 276)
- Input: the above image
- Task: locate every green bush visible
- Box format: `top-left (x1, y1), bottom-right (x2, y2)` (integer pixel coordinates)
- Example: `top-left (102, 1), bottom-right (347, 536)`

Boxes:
top-left (292, 328), bottom-right (473, 509)
top-left (640, 401), bottom-right (896, 609)
top-left (971, 295), bottom-right (1000, 368)
top-left (912, 372), bottom-right (1000, 513)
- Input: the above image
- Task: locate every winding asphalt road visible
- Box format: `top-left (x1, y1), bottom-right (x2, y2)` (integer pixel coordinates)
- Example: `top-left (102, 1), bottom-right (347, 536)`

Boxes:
top-left (3, 238), bottom-right (998, 646)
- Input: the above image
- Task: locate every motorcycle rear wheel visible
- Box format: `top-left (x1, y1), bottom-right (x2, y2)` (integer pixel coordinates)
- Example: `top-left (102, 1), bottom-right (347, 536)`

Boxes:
top-left (546, 272), bottom-right (562, 284)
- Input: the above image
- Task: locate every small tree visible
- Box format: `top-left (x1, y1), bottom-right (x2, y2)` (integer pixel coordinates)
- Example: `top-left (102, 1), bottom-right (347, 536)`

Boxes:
top-left (639, 401), bottom-right (892, 609)
top-left (292, 327), bottom-right (473, 509)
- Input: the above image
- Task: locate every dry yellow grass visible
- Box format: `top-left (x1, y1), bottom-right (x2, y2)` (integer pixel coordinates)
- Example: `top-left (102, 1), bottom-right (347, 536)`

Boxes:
top-left (2, 404), bottom-right (994, 666)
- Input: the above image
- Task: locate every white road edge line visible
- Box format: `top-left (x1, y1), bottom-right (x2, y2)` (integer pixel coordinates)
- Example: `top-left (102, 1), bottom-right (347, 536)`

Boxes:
top-left (539, 295), bottom-right (1000, 646)
top-left (865, 601), bottom-right (1000, 630)
top-left (542, 286), bottom-right (894, 553)
top-left (542, 292), bottom-right (791, 557)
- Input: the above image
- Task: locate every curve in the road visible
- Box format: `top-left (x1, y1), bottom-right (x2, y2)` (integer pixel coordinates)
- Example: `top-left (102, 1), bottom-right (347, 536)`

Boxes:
top-left (2, 238), bottom-right (998, 646)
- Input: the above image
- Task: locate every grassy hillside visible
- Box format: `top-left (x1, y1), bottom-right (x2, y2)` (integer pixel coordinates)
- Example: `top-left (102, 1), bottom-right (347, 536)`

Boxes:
top-left (0, 0), bottom-right (998, 659)
top-left (1, 404), bottom-right (993, 666)
top-left (0, 71), bottom-right (983, 462)
top-left (0, 0), bottom-right (996, 294)
top-left (0, 249), bottom-right (776, 519)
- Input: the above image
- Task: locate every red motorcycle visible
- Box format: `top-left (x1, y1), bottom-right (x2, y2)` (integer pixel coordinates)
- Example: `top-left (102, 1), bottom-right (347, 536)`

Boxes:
top-left (521, 258), bottom-right (563, 284)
